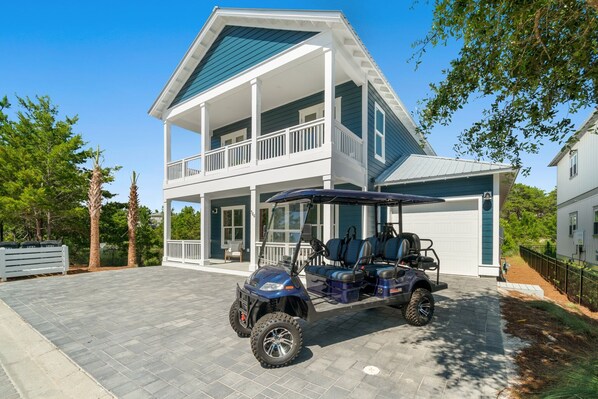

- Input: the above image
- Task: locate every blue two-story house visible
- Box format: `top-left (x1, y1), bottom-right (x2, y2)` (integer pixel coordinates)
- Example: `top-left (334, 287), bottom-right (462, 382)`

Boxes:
top-left (149, 8), bottom-right (518, 277)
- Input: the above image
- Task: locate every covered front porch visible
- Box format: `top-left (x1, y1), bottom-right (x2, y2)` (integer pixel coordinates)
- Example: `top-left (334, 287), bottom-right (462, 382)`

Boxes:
top-left (162, 177), bottom-right (369, 272)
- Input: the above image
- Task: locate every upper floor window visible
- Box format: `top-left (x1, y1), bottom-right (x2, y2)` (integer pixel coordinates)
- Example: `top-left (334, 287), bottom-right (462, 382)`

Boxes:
top-left (569, 150), bottom-right (578, 178)
top-left (374, 103), bottom-right (385, 163)
top-left (569, 212), bottom-right (578, 236)
top-left (299, 98), bottom-right (341, 124)
top-left (593, 207), bottom-right (598, 236)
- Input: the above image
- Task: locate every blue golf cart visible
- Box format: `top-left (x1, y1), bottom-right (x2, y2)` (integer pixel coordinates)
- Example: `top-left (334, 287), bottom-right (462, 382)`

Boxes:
top-left (229, 189), bottom-right (448, 367)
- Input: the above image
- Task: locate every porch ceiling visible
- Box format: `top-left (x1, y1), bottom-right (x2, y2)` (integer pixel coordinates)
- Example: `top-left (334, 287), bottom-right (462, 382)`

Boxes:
top-left (169, 52), bottom-right (350, 133)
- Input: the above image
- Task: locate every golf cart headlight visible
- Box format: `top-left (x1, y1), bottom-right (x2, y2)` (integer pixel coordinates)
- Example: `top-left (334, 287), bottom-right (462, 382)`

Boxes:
top-left (259, 282), bottom-right (284, 291)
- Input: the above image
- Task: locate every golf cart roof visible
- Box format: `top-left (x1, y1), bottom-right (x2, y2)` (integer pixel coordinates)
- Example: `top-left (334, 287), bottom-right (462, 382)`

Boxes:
top-left (266, 189), bottom-right (445, 206)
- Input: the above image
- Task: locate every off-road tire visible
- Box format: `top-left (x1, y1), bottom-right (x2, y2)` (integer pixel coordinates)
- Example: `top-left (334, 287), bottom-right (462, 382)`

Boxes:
top-left (229, 300), bottom-right (251, 337)
top-left (250, 312), bottom-right (302, 368)
top-left (402, 288), bottom-right (434, 326)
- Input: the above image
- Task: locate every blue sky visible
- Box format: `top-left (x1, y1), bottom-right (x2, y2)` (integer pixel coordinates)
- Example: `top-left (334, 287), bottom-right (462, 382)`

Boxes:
top-left (1, 1), bottom-right (589, 211)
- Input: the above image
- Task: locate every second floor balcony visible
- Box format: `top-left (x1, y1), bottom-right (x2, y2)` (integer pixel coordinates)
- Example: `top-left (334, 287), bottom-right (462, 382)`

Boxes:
top-left (165, 118), bottom-right (363, 183)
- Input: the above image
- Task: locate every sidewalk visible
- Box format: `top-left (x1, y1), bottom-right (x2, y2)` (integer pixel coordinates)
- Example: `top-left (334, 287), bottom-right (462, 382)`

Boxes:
top-left (0, 299), bottom-right (113, 399)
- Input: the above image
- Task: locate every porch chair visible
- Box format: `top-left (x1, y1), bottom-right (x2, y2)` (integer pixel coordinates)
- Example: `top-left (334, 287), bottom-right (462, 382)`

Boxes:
top-left (224, 241), bottom-right (244, 262)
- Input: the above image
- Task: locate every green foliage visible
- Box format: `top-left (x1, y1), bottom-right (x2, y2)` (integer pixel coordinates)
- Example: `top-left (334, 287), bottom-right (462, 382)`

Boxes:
top-left (0, 95), bottom-right (93, 239)
top-left (136, 206), bottom-right (163, 266)
top-left (171, 206), bottom-right (200, 240)
top-left (501, 183), bottom-right (556, 254)
top-left (529, 300), bottom-right (596, 337)
top-left (542, 358), bottom-right (598, 399)
top-left (415, 1), bottom-right (598, 172)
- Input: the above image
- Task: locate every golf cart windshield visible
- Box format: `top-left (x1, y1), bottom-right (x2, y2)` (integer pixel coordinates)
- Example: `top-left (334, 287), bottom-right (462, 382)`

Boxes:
top-left (258, 202), bottom-right (315, 270)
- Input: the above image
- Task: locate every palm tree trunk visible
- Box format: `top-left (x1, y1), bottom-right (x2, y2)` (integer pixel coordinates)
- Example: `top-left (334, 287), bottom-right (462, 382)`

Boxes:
top-left (127, 171), bottom-right (139, 267)
top-left (88, 149), bottom-right (103, 270)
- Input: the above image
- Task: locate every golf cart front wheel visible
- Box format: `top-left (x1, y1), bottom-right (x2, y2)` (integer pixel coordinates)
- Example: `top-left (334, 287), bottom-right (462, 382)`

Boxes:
top-left (402, 288), bottom-right (435, 326)
top-left (229, 300), bottom-right (251, 337)
top-left (250, 312), bottom-right (302, 368)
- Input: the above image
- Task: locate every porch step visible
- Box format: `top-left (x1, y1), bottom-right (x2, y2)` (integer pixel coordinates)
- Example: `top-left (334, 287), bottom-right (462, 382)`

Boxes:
top-left (497, 281), bottom-right (544, 298)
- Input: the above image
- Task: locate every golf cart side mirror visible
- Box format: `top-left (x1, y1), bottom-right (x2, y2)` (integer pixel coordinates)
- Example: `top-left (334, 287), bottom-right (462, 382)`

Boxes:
top-left (301, 224), bottom-right (313, 242)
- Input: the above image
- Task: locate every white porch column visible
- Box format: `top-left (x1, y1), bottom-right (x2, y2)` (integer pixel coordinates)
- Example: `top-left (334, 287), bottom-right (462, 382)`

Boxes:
top-left (200, 193), bottom-right (211, 265)
top-left (492, 174), bottom-right (500, 265)
top-left (163, 199), bottom-right (171, 263)
top-left (163, 121), bottom-right (171, 183)
top-left (323, 175), bottom-right (334, 243)
top-left (362, 186), bottom-right (374, 239)
top-left (250, 185), bottom-right (260, 271)
top-left (250, 78), bottom-right (261, 165)
top-left (324, 47), bottom-right (336, 154)
top-left (200, 103), bottom-right (210, 176)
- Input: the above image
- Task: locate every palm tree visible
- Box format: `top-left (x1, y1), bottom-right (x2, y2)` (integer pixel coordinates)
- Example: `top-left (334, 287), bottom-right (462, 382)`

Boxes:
top-left (127, 171), bottom-right (139, 267)
top-left (88, 147), bottom-right (103, 270)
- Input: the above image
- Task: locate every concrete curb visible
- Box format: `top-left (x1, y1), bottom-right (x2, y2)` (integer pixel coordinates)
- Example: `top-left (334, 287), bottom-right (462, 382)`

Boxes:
top-left (0, 299), bottom-right (114, 399)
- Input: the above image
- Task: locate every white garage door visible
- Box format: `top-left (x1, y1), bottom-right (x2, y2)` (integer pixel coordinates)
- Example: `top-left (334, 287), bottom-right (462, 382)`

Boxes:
top-left (391, 199), bottom-right (480, 276)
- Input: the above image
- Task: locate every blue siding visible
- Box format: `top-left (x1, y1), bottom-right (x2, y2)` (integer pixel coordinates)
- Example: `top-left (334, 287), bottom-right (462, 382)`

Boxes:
top-left (336, 184), bottom-right (363, 238)
top-left (382, 175), bottom-right (494, 265)
top-left (172, 26), bottom-right (318, 107)
top-left (262, 81), bottom-right (362, 136)
top-left (367, 82), bottom-right (425, 188)
top-left (210, 196), bottom-right (251, 259)
top-left (211, 81), bottom-right (362, 149)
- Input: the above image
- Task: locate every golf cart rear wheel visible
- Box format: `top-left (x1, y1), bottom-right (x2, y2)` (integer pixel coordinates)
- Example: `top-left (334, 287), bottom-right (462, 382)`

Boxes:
top-left (402, 288), bottom-right (435, 326)
top-left (250, 312), bottom-right (302, 368)
top-left (229, 300), bottom-right (251, 337)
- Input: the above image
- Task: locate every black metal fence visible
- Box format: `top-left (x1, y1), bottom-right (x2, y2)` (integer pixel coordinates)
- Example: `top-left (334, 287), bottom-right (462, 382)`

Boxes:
top-left (520, 246), bottom-right (598, 311)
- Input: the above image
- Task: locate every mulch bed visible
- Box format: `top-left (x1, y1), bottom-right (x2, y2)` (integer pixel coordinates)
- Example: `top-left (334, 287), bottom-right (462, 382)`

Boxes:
top-left (501, 293), bottom-right (598, 397)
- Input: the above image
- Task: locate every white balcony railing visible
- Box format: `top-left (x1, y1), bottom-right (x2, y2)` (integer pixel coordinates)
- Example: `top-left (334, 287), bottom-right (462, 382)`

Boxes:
top-left (167, 155), bottom-right (202, 180)
top-left (166, 118), bottom-right (362, 182)
top-left (166, 240), bottom-right (202, 263)
top-left (256, 242), bottom-right (312, 266)
top-left (333, 121), bottom-right (363, 164)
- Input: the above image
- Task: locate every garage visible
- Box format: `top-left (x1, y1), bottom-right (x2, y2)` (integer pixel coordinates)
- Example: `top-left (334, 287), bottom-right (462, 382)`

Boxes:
top-left (391, 199), bottom-right (480, 276)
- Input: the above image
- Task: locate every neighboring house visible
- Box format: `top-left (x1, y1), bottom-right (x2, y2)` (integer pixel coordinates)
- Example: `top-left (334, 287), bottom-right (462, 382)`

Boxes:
top-left (549, 110), bottom-right (598, 266)
top-left (149, 8), bottom-right (517, 277)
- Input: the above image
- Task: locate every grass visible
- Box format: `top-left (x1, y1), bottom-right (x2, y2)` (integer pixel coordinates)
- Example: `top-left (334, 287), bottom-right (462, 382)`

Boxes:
top-left (541, 358), bottom-right (598, 399)
top-left (528, 300), bottom-right (596, 337)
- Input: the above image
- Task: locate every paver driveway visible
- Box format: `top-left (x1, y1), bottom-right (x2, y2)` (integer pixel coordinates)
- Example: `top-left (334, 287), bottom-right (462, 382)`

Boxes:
top-left (0, 267), bottom-right (510, 399)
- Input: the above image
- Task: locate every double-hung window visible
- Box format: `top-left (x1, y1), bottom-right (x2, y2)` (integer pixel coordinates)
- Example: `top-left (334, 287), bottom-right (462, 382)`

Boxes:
top-left (569, 212), bottom-right (578, 236)
top-left (569, 151), bottom-right (578, 178)
top-left (593, 207), bottom-right (598, 236)
top-left (374, 103), bottom-right (385, 163)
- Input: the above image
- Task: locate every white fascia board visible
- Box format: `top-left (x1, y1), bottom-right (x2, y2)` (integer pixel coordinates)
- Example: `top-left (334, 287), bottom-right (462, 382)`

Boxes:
top-left (375, 167), bottom-right (516, 187)
top-left (164, 32), bottom-right (333, 121)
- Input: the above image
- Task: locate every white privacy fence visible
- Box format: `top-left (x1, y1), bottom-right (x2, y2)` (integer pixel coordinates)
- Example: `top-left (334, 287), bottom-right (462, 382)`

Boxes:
top-left (166, 240), bottom-right (202, 263)
top-left (0, 246), bottom-right (69, 282)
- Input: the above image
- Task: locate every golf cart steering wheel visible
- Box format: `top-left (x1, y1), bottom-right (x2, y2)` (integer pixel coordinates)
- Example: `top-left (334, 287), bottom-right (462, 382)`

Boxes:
top-left (309, 238), bottom-right (330, 258)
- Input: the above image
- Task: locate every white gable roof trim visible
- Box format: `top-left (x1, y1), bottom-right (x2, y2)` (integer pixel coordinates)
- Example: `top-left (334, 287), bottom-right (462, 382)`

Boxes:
top-left (375, 154), bottom-right (515, 186)
top-left (148, 7), bottom-right (435, 156)
top-left (548, 109), bottom-right (598, 167)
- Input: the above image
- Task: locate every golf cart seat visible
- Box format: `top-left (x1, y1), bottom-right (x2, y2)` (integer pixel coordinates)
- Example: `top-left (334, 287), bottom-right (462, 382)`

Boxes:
top-left (305, 239), bottom-right (370, 282)
top-left (361, 237), bottom-right (410, 278)
top-left (399, 232), bottom-right (438, 270)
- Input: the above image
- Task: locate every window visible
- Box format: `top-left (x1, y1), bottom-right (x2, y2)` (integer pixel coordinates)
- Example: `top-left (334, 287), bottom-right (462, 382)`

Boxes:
top-left (374, 103), bottom-right (385, 163)
top-left (298, 98), bottom-right (341, 124)
top-left (221, 206), bottom-right (244, 248)
top-left (221, 129), bottom-right (247, 147)
top-left (593, 207), bottom-right (598, 236)
top-left (569, 151), bottom-right (578, 178)
top-left (569, 212), bottom-right (578, 236)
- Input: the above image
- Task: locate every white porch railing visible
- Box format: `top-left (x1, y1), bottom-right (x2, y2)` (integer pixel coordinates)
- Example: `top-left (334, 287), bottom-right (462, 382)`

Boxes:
top-left (166, 118), bottom-right (362, 181)
top-left (257, 118), bottom-right (325, 161)
top-left (167, 155), bottom-right (202, 180)
top-left (256, 242), bottom-right (312, 266)
top-left (333, 121), bottom-right (363, 164)
top-left (166, 240), bottom-right (202, 264)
